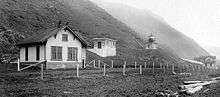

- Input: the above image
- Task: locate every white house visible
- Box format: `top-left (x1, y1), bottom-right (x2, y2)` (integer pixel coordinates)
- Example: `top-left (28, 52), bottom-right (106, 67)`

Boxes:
top-left (88, 38), bottom-right (117, 57)
top-left (17, 25), bottom-right (89, 69)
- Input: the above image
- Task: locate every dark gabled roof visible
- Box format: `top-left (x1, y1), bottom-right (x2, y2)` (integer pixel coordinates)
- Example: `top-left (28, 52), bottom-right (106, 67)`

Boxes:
top-left (16, 26), bottom-right (90, 47)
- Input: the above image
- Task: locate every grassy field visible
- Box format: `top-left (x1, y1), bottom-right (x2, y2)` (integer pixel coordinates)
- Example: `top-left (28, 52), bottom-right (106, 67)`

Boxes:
top-left (0, 64), bottom-right (220, 97)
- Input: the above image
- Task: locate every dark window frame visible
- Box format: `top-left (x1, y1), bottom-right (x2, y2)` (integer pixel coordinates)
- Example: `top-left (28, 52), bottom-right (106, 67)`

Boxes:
top-left (67, 47), bottom-right (78, 61)
top-left (62, 34), bottom-right (68, 41)
top-left (51, 46), bottom-right (63, 61)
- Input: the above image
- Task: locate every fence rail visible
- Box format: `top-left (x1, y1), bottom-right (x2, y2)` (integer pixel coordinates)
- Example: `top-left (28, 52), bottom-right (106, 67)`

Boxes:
top-left (17, 59), bottom-right (46, 80)
top-left (16, 58), bottom-right (219, 80)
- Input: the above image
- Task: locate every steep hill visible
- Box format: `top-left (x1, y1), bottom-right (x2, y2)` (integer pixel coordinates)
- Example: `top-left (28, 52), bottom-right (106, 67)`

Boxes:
top-left (91, 0), bottom-right (209, 59)
top-left (0, 0), bottom-right (142, 49)
top-left (0, 0), bottom-right (182, 65)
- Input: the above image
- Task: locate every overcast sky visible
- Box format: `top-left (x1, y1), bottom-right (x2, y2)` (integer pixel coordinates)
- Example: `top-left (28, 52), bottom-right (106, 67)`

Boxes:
top-left (95, 0), bottom-right (220, 49)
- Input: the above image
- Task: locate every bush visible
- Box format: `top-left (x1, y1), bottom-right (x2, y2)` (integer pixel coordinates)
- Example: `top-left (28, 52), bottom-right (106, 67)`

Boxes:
top-left (0, 26), bottom-right (24, 63)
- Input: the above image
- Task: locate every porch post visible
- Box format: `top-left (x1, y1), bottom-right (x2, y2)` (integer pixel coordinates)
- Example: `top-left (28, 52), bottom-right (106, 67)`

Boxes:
top-left (44, 44), bottom-right (47, 69)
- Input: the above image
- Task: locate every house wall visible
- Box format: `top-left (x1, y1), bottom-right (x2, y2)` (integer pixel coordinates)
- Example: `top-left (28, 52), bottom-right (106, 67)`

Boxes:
top-left (88, 41), bottom-right (106, 57)
top-left (105, 40), bottom-right (116, 56)
top-left (20, 47), bottom-right (25, 62)
top-left (81, 48), bottom-right (86, 60)
top-left (45, 29), bottom-right (84, 69)
top-left (19, 45), bottom-right (45, 62)
top-left (88, 39), bottom-right (116, 57)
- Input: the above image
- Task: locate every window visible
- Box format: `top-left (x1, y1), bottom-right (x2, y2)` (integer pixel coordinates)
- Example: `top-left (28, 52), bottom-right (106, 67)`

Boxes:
top-left (25, 47), bottom-right (28, 61)
top-left (68, 47), bottom-right (78, 61)
top-left (98, 42), bottom-right (102, 49)
top-left (62, 34), bottom-right (68, 41)
top-left (36, 46), bottom-right (40, 61)
top-left (51, 46), bottom-right (62, 61)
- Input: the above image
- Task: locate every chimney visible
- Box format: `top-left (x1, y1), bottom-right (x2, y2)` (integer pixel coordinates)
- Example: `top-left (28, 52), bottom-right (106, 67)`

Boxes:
top-left (58, 21), bottom-right (62, 28)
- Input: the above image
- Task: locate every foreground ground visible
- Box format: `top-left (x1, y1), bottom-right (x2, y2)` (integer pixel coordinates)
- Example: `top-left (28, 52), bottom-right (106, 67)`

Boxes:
top-left (0, 64), bottom-right (220, 97)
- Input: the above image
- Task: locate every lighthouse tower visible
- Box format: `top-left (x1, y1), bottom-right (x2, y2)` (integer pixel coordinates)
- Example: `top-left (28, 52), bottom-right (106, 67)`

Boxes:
top-left (145, 33), bottom-right (157, 49)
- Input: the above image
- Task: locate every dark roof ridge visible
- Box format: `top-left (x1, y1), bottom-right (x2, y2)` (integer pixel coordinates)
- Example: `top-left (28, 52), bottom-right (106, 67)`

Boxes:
top-left (17, 25), bottom-right (89, 47)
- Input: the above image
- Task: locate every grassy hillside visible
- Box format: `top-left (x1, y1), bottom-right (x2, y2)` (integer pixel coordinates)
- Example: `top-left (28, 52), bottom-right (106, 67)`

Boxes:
top-left (92, 0), bottom-right (210, 59)
top-left (0, 0), bottom-right (142, 49)
top-left (0, 0), bottom-right (182, 65)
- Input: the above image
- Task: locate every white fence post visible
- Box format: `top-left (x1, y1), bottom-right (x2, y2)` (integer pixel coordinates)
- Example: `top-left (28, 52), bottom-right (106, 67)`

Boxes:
top-left (153, 61), bottom-right (155, 73)
top-left (172, 64), bottom-right (175, 73)
top-left (83, 60), bottom-right (86, 68)
top-left (135, 61), bottom-right (137, 69)
top-left (111, 60), bottom-right (114, 68)
top-left (93, 60), bottom-right (96, 68)
top-left (41, 63), bottom-right (44, 80)
top-left (77, 63), bottom-right (79, 77)
top-left (17, 58), bottom-right (20, 71)
top-left (144, 62), bottom-right (147, 68)
top-left (163, 64), bottom-right (165, 73)
top-left (140, 65), bottom-right (142, 74)
top-left (192, 65), bottom-right (195, 72)
top-left (161, 63), bottom-right (163, 69)
top-left (123, 61), bottom-right (126, 75)
top-left (98, 60), bottom-right (101, 68)
top-left (103, 63), bottom-right (106, 76)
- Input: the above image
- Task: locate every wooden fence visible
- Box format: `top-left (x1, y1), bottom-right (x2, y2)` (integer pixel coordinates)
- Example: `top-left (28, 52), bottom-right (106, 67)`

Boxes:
top-left (16, 58), bottom-right (219, 79)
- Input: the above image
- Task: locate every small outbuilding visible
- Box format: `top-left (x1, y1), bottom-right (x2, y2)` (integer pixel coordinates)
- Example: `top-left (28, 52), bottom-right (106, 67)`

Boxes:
top-left (88, 38), bottom-right (117, 57)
